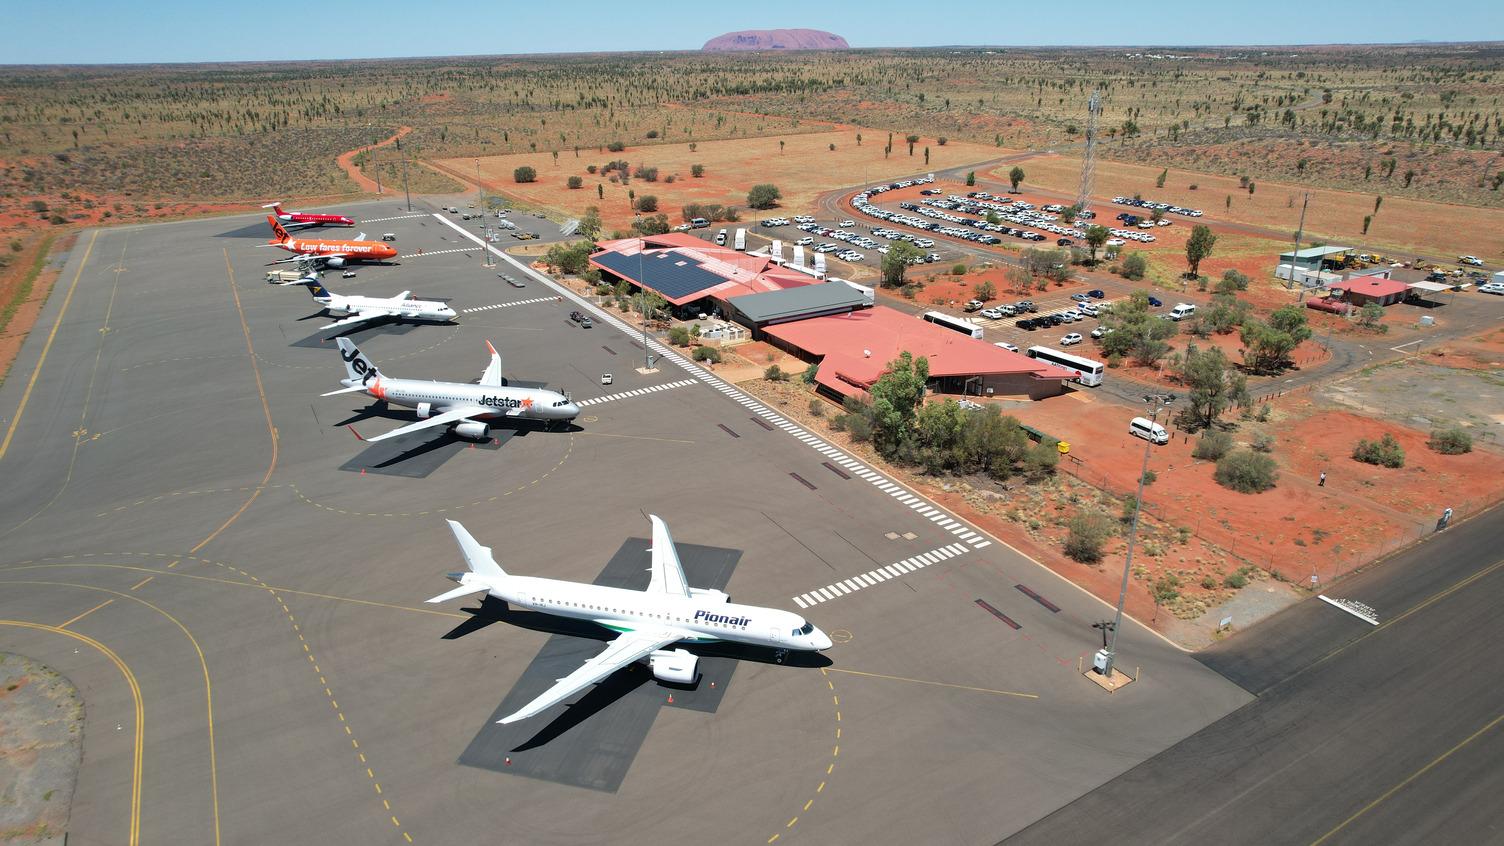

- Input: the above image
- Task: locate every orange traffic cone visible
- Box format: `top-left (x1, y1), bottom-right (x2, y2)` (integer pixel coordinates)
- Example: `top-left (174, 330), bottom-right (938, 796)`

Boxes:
top-left (504, 757), bottom-right (511, 766)
top-left (360, 468), bottom-right (366, 476)
top-left (666, 694), bottom-right (674, 704)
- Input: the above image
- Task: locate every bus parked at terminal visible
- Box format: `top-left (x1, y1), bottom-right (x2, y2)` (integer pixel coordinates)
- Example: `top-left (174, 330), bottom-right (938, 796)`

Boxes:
top-left (921, 311), bottom-right (984, 339)
top-left (1026, 345), bottom-right (1104, 386)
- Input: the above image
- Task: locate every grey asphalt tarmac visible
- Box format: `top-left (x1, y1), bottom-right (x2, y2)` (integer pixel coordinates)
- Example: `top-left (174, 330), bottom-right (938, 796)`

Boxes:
top-left (0, 199), bottom-right (1248, 844)
top-left (1007, 504), bottom-right (1504, 845)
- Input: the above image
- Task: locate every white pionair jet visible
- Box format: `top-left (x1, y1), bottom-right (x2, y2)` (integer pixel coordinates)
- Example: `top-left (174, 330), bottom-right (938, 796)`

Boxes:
top-left (291, 276), bottom-right (456, 332)
top-left (428, 516), bottom-right (832, 724)
top-left (326, 337), bottom-right (578, 443)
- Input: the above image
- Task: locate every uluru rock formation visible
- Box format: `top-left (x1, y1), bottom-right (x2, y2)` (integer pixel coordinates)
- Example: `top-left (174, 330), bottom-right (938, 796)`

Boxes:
top-left (702, 29), bottom-right (849, 52)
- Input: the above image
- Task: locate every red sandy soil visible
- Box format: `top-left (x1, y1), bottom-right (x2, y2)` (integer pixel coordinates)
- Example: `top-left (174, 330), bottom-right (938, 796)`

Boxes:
top-left (0, 233), bottom-right (69, 384)
top-left (1277, 406), bottom-right (1504, 521)
top-left (920, 480), bottom-right (1254, 631)
top-left (1010, 385), bottom-right (1407, 584)
top-left (336, 126), bottom-right (413, 194)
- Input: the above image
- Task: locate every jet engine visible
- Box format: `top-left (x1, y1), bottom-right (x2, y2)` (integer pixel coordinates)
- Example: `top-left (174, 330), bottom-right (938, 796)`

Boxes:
top-left (453, 421), bottom-right (490, 440)
top-left (325, 257), bottom-right (348, 268)
top-left (649, 648), bottom-right (698, 684)
top-left (415, 402), bottom-right (433, 419)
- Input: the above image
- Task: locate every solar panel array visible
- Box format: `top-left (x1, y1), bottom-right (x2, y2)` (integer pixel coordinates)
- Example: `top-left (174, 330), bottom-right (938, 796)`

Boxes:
top-left (593, 250), bottom-right (726, 301)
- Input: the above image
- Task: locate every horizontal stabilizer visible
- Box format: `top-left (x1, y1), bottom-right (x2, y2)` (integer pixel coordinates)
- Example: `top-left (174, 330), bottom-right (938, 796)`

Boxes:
top-left (426, 583), bottom-right (488, 604)
top-left (320, 385), bottom-right (367, 397)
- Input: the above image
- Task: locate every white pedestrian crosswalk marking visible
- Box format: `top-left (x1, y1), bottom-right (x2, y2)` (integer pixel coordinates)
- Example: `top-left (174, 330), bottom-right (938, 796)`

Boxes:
top-left (792, 542), bottom-right (971, 607)
top-left (576, 379), bottom-right (698, 407)
top-left (462, 296), bottom-right (559, 313)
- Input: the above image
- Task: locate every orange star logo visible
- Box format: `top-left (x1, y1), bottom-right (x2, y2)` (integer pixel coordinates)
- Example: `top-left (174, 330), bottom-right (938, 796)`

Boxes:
top-left (521, 397), bottom-right (534, 409)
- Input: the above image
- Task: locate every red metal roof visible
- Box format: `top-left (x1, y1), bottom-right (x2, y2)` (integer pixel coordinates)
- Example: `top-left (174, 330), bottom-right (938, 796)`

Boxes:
top-left (1339, 276), bottom-right (1410, 299)
top-left (765, 307), bottom-right (1075, 389)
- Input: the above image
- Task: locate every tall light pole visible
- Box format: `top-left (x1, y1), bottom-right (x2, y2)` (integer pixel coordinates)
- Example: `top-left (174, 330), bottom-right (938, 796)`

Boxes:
top-left (1097, 392), bottom-right (1176, 680)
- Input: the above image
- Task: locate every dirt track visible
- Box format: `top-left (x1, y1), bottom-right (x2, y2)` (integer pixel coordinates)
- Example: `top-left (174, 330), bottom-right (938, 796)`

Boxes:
top-left (335, 126), bottom-right (413, 194)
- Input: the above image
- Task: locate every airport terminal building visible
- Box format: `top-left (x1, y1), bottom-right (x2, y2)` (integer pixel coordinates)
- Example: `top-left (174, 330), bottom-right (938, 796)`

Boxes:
top-left (591, 235), bottom-right (1071, 402)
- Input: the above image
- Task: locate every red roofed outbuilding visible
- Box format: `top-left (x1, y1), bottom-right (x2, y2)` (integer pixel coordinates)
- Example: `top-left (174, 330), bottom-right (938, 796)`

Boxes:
top-left (1337, 275), bottom-right (1411, 307)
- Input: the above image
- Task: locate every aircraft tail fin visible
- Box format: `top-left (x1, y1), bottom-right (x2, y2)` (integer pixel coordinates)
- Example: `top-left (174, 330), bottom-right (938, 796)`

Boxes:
top-left (262, 202), bottom-right (284, 212)
top-left (267, 214), bottom-right (291, 243)
top-left (303, 278), bottom-right (334, 300)
top-left (335, 337), bottom-right (380, 384)
top-left (446, 520), bottom-right (507, 580)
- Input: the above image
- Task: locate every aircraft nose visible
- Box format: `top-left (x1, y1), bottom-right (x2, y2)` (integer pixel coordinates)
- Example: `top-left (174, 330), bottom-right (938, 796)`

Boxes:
top-left (562, 402), bottom-right (581, 419)
top-left (812, 629), bottom-right (833, 651)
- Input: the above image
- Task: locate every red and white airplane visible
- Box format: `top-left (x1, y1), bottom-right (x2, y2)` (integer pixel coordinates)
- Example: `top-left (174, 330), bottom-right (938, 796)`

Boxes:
top-left (263, 201), bottom-right (355, 229)
top-left (265, 216), bottom-right (398, 267)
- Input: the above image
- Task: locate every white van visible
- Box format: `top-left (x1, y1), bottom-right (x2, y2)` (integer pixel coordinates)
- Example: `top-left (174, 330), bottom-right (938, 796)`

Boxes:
top-left (715, 229), bottom-right (728, 246)
top-left (1129, 416), bottom-right (1169, 445)
top-left (1169, 303), bottom-right (1197, 321)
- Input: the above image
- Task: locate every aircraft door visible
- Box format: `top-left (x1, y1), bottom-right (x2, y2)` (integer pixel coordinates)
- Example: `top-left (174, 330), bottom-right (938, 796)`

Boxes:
top-left (768, 627), bottom-right (783, 645)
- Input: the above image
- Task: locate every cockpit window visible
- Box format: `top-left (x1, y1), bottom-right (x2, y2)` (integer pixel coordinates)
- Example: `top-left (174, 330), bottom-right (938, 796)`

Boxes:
top-left (799, 622), bottom-right (815, 635)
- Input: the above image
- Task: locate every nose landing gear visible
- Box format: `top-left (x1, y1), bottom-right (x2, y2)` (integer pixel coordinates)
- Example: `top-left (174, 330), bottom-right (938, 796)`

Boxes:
top-left (773, 648), bottom-right (789, 664)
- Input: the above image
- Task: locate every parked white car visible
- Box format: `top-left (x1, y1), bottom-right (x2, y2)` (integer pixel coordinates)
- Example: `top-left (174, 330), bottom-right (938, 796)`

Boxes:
top-left (1060, 333), bottom-right (1083, 346)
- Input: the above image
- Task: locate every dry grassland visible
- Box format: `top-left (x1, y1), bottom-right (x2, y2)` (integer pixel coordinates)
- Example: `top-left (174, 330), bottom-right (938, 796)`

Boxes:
top-left (998, 154), bottom-right (1504, 259)
top-left (446, 131), bottom-right (1009, 229)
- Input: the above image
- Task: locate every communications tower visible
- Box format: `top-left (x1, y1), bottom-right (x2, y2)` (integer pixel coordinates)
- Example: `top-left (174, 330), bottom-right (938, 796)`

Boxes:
top-left (1075, 91), bottom-right (1101, 211)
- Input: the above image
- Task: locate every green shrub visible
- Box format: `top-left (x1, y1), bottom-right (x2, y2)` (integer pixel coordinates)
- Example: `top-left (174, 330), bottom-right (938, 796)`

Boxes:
top-left (1193, 430), bottom-right (1233, 460)
top-left (1140, 469), bottom-right (1157, 486)
top-left (1120, 252), bottom-right (1148, 280)
top-left (1223, 570), bottom-right (1248, 589)
top-left (606, 140), bottom-right (626, 152)
top-left (809, 399), bottom-right (824, 417)
top-left (1064, 511), bottom-right (1114, 563)
top-left (566, 176), bottom-right (584, 189)
top-left (1427, 427), bottom-right (1472, 455)
top-left (801, 363), bottom-right (819, 384)
top-left (1022, 442), bottom-right (1059, 479)
top-left (764, 364), bottom-right (788, 382)
top-left (692, 345), bottom-right (721, 363)
top-left (513, 166), bottom-right (537, 183)
top-left (1353, 433), bottom-right (1405, 468)
top-left (668, 326), bottom-right (690, 346)
top-left (1214, 449), bottom-right (1279, 493)
top-left (691, 164), bottom-right (705, 178)
top-left (1252, 432), bottom-right (1275, 453)
top-left (1201, 575), bottom-right (1218, 589)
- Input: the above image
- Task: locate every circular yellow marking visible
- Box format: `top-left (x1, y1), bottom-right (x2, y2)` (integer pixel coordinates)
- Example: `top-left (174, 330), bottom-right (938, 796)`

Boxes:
top-left (830, 629), bottom-right (853, 644)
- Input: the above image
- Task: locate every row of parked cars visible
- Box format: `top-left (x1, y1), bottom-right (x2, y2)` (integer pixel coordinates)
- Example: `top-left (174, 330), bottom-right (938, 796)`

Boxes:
top-left (1111, 196), bottom-right (1204, 217)
top-left (914, 196), bottom-right (1160, 245)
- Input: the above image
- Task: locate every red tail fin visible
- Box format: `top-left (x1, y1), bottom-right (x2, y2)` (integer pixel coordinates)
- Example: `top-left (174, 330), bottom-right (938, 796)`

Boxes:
top-left (267, 214), bottom-right (290, 243)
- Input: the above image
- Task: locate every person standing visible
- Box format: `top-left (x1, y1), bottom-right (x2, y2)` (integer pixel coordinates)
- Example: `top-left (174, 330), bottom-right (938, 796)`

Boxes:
top-left (1318, 471), bottom-right (1327, 487)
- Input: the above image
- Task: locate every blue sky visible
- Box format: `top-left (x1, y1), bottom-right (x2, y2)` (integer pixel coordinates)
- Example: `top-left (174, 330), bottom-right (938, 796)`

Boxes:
top-left (4, 0), bottom-right (1501, 64)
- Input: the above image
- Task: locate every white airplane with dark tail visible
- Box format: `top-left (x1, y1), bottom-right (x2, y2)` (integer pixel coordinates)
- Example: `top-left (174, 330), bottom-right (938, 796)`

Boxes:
top-left (289, 275), bottom-right (456, 332)
top-left (325, 337), bottom-right (579, 443)
top-left (428, 515), bottom-right (832, 724)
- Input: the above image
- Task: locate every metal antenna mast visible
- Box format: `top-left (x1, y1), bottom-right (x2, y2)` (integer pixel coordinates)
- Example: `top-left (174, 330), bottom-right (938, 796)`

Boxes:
top-left (1076, 90), bottom-right (1101, 210)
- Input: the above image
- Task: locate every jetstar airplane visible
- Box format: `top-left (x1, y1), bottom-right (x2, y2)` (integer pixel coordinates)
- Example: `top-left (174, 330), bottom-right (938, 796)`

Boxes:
top-left (262, 201), bottom-right (355, 229)
top-left (265, 215), bottom-right (397, 267)
top-left (428, 515), bottom-right (832, 724)
top-left (326, 337), bottom-right (578, 442)
top-left (290, 275), bottom-right (456, 332)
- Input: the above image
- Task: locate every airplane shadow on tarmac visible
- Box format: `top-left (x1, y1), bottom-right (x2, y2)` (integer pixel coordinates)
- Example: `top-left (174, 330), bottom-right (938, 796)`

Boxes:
top-left (447, 597), bottom-right (831, 753)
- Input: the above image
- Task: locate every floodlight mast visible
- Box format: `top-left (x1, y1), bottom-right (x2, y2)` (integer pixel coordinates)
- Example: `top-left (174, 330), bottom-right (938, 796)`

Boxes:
top-left (1098, 392), bottom-right (1175, 680)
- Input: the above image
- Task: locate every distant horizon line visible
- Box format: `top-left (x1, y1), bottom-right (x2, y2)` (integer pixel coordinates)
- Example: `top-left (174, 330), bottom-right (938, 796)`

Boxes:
top-left (4, 39), bottom-right (1502, 69)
